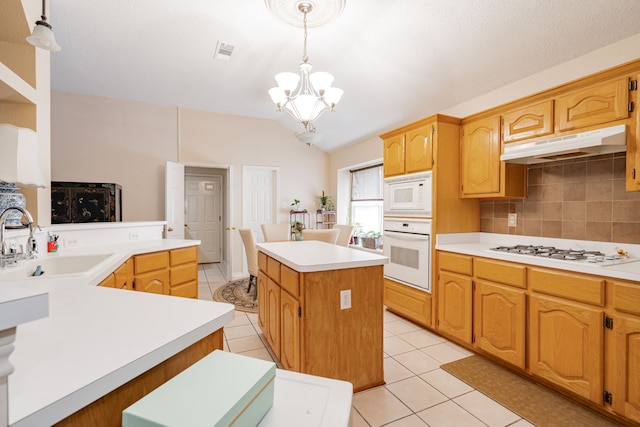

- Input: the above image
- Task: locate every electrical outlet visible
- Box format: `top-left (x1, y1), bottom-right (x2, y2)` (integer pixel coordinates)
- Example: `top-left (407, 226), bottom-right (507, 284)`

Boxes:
top-left (508, 213), bottom-right (517, 227)
top-left (65, 238), bottom-right (79, 248)
top-left (129, 232), bottom-right (140, 240)
top-left (340, 289), bottom-right (351, 310)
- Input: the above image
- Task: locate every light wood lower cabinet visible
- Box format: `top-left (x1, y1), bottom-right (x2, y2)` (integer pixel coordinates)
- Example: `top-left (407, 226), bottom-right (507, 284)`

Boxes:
top-left (474, 280), bottom-right (526, 369)
top-left (98, 247), bottom-right (198, 299)
top-left (611, 280), bottom-right (640, 423)
top-left (384, 278), bottom-right (432, 328)
top-left (97, 260), bottom-right (132, 289)
top-left (258, 251), bottom-right (384, 392)
top-left (529, 294), bottom-right (604, 403)
top-left (437, 271), bottom-right (473, 344)
top-left (280, 289), bottom-right (300, 371)
top-left (169, 246), bottom-right (198, 298)
top-left (266, 277), bottom-right (281, 360)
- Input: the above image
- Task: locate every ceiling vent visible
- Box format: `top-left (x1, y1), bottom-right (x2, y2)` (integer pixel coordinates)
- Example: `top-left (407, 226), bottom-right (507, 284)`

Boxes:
top-left (214, 41), bottom-right (234, 61)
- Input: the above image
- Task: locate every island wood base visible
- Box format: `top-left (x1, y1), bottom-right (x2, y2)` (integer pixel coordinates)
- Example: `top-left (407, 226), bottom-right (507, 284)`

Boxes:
top-left (258, 249), bottom-right (384, 392)
top-left (55, 329), bottom-right (224, 427)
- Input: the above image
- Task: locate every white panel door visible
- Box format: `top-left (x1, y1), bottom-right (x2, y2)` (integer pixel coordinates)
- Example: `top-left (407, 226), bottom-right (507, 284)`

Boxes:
top-left (186, 175), bottom-right (222, 263)
top-left (165, 161), bottom-right (185, 239)
top-left (242, 166), bottom-right (278, 243)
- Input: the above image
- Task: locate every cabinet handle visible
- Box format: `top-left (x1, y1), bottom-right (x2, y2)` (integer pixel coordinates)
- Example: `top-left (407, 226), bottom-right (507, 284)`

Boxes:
top-left (167, 227), bottom-right (174, 232)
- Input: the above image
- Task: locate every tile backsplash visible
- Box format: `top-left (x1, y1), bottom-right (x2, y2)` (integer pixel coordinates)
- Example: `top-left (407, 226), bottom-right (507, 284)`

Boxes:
top-left (480, 153), bottom-right (640, 243)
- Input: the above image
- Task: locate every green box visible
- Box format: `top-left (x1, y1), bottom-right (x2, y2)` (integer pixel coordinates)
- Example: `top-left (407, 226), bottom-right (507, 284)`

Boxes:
top-left (122, 350), bottom-right (276, 427)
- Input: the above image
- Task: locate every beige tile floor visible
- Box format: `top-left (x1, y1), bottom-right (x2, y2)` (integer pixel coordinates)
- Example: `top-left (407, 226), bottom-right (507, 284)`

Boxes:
top-left (198, 263), bottom-right (536, 427)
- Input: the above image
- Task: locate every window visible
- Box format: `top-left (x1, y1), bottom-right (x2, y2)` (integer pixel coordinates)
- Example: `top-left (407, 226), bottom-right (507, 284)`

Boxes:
top-left (350, 164), bottom-right (383, 235)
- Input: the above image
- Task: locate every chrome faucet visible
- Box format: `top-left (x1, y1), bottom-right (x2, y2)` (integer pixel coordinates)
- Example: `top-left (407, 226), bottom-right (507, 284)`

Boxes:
top-left (0, 206), bottom-right (38, 267)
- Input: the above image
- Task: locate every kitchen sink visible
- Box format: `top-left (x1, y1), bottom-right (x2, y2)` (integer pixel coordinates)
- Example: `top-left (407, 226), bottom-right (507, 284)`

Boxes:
top-left (0, 254), bottom-right (114, 280)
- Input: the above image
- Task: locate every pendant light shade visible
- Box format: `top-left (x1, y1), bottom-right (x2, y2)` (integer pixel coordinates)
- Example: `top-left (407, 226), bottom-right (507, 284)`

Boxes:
top-left (26, 0), bottom-right (61, 52)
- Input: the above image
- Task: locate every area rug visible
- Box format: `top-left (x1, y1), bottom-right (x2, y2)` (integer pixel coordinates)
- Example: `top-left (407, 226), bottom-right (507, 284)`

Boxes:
top-left (212, 278), bottom-right (258, 313)
top-left (441, 356), bottom-right (620, 427)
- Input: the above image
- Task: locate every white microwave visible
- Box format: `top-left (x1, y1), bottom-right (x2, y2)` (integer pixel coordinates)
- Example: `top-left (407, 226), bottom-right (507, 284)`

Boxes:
top-left (383, 171), bottom-right (432, 217)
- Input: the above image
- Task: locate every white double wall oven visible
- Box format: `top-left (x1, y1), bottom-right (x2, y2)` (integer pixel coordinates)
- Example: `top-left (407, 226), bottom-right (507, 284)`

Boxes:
top-left (382, 171), bottom-right (433, 293)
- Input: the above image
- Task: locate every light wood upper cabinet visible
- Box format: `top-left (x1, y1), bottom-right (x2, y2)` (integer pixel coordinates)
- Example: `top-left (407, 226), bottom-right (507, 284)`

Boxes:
top-left (405, 126), bottom-right (433, 174)
top-left (383, 134), bottom-right (405, 177)
top-left (461, 116), bottom-right (526, 198)
top-left (556, 76), bottom-right (629, 132)
top-left (502, 100), bottom-right (554, 143)
top-left (382, 122), bottom-right (433, 177)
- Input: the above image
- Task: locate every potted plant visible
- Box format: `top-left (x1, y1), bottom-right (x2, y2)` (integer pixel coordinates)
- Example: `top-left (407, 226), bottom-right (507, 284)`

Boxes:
top-left (361, 231), bottom-right (383, 250)
top-left (290, 199), bottom-right (301, 212)
top-left (351, 222), bottom-right (363, 245)
top-left (291, 220), bottom-right (304, 240)
top-left (318, 191), bottom-right (334, 211)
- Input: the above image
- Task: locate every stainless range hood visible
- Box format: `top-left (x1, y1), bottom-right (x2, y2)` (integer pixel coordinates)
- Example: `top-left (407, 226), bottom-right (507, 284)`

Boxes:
top-left (500, 124), bottom-right (627, 165)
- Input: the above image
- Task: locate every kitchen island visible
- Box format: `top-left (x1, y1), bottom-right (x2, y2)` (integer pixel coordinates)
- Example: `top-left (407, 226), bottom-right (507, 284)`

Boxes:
top-left (256, 240), bottom-right (388, 392)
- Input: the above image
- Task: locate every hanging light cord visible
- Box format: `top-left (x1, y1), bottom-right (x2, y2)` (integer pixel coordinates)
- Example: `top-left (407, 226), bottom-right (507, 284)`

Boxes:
top-left (301, 8), bottom-right (309, 63)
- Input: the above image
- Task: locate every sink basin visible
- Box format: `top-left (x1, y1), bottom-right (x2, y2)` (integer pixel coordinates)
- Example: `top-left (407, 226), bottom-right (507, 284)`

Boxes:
top-left (0, 254), bottom-right (114, 280)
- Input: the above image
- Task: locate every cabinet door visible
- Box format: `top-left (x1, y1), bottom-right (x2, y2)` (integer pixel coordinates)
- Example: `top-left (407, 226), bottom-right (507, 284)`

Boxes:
top-left (437, 271), bottom-right (473, 344)
top-left (612, 315), bottom-right (640, 423)
top-left (461, 116), bottom-right (501, 196)
top-left (280, 290), bottom-right (300, 372)
top-left (134, 270), bottom-right (169, 294)
top-left (556, 76), bottom-right (629, 132)
top-left (384, 278), bottom-right (432, 328)
top-left (474, 281), bottom-right (525, 368)
top-left (405, 125), bottom-right (433, 173)
top-left (266, 278), bottom-right (281, 359)
top-left (257, 271), bottom-right (268, 331)
top-left (97, 273), bottom-right (115, 287)
top-left (383, 134), bottom-right (405, 177)
top-left (502, 100), bottom-right (554, 143)
top-left (529, 295), bottom-right (603, 403)
top-left (114, 261), bottom-right (133, 290)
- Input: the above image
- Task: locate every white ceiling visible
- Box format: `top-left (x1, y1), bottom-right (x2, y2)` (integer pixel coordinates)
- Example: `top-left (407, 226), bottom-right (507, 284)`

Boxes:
top-left (49, 0), bottom-right (640, 152)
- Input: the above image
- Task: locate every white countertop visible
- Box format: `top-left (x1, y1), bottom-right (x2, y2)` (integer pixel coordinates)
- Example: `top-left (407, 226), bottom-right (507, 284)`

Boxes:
top-left (0, 286), bottom-right (48, 331)
top-left (436, 232), bottom-right (640, 282)
top-left (0, 237), bottom-right (235, 427)
top-left (256, 241), bottom-right (387, 272)
top-left (259, 370), bottom-right (352, 427)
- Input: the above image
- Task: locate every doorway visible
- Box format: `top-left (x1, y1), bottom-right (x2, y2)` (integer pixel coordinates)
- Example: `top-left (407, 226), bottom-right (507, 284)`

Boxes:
top-left (185, 174), bottom-right (222, 263)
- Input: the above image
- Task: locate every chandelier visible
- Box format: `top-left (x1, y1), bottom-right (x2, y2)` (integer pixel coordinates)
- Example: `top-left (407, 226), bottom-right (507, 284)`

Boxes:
top-left (268, 2), bottom-right (343, 140)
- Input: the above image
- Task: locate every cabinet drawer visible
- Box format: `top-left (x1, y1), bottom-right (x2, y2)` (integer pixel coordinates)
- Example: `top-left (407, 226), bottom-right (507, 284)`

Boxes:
top-left (438, 252), bottom-right (473, 276)
top-left (267, 257), bottom-right (281, 282)
top-left (613, 280), bottom-right (640, 316)
top-left (134, 251), bottom-right (169, 274)
top-left (258, 252), bottom-right (268, 272)
top-left (529, 267), bottom-right (604, 306)
top-left (280, 264), bottom-right (300, 297)
top-left (170, 281), bottom-right (197, 299)
top-left (171, 263), bottom-right (197, 285)
top-left (384, 278), bottom-right (431, 328)
top-left (475, 258), bottom-right (526, 289)
top-left (170, 246), bottom-right (197, 266)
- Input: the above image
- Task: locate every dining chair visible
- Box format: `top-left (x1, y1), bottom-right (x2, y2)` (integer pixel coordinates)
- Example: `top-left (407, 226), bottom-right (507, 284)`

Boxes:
top-left (302, 228), bottom-right (340, 244)
top-left (333, 224), bottom-right (354, 247)
top-left (261, 223), bottom-right (290, 242)
top-left (238, 228), bottom-right (258, 299)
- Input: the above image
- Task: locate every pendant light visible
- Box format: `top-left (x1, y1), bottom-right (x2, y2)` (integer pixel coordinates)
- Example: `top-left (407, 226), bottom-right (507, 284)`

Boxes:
top-left (268, 2), bottom-right (343, 139)
top-left (26, 0), bottom-right (61, 52)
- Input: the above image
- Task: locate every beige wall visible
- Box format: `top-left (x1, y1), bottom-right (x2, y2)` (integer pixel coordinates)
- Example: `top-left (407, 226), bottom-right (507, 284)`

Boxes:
top-left (51, 92), bottom-right (178, 221)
